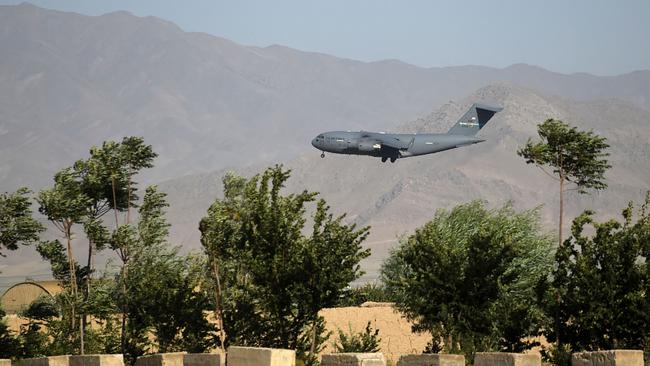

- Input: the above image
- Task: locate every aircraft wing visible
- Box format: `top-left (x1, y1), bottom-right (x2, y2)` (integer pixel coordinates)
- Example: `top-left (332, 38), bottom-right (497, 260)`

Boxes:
top-left (372, 134), bottom-right (413, 150)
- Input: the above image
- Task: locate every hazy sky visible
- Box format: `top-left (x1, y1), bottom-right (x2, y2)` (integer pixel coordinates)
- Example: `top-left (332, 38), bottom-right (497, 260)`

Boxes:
top-left (2, 0), bottom-right (650, 75)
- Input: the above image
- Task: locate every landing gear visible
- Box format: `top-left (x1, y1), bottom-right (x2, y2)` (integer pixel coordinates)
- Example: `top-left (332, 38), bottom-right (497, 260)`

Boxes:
top-left (381, 157), bottom-right (387, 163)
top-left (320, 152), bottom-right (325, 158)
top-left (390, 157), bottom-right (396, 163)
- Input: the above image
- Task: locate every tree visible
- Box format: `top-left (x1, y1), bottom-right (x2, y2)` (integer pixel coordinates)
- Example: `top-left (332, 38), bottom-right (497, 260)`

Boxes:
top-left (544, 194), bottom-right (650, 357)
top-left (517, 119), bottom-right (610, 247)
top-left (0, 187), bottom-right (44, 257)
top-left (333, 322), bottom-right (381, 353)
top-left (199, 165), bottom-right (370, 364)
top-left (115, 186), bottom-right (216, 364)
top-left (0, 306), bottom-right (21, 359)
top-left (38, 168), bottom-right (90, 341)
top-left (381, 201), bottom-right (554, 358)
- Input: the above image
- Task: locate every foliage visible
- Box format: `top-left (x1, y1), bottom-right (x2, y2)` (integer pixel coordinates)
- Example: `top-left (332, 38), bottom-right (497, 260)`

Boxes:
top-left (381, 201), bottom-right (554, 358)
top-left (517, 119), bottom-right (610, 245)
top-left (113, 186), bottom-right (216, 364)
top-left (0, 306), bottom-right (21, 358)
top-left (199, 165), bottom-right (369, 363)
top-left (543, 194), bottom-right (650, 353)
top-left (336, 283), bottom-right (394, 307)
top-left (0, 187), bottom-right (44, 257)
top-left (333, 321), bottom-right (381, 353)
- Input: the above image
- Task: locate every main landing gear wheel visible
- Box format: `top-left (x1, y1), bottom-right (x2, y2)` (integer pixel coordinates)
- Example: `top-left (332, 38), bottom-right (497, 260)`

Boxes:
top-left (381, 157), bottom-right (387, 162)
top-left (390, 157), bottom-right (396, 163)
top-left (320, 152), bottom-right (325, 158)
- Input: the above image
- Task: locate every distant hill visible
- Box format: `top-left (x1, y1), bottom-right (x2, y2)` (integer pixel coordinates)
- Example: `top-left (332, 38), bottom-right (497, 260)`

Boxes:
top-left (1, 3), bottom-right (650, 191)
top-left (1, 3), bottom-right (650, 282)
top-left (158, 84), bottom-right (650, 281)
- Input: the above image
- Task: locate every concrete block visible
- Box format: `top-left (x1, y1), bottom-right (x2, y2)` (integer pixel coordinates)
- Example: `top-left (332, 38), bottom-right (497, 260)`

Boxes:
top-left (572, 350), bottom-right (644, 366)
top-left (227, 347), bottom-right (295, 366)
top-left (20, 356), bottom-right (71, 366)
top-left (1, 359), bottom-right (12, 366)
top-left (321, 353), bottom-right (386, 366)
top-left (183, 354), bottom-right (224, 366)
top-left (135, 353), bottom-right (187, 366)
top-left (397, 354), bottom-right (465, 366)
top-left (70, 355), bottom-right (124, 366)
top-left (474, 353), bottom-right (540, 366)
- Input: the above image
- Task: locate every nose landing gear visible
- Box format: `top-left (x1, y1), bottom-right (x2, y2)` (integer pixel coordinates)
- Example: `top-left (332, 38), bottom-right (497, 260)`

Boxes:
top-left (320, 152), bottom-right (325, 158)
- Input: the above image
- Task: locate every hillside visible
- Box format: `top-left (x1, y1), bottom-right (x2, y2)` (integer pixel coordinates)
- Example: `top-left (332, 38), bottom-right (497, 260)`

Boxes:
top-left (2, 3), bottom-right (650, 191)
top-left (158, 84), bottom-right (650, 281)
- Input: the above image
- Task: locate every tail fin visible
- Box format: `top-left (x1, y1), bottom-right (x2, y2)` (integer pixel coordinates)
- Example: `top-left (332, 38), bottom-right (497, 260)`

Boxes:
top-left (447, 103), bottom-right (503, 136)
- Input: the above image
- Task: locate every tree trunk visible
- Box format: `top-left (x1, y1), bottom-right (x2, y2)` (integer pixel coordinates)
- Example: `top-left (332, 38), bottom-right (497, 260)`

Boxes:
top-left (211, 258), bottom-right (226, 351)
top-left (559, 177), bottom-right (565, 247)
top-left (308, 316), bottom-right (318, 359)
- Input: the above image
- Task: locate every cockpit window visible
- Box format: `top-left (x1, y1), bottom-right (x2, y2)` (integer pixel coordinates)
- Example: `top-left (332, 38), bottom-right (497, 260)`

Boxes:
top-left (318, 135), bottom-right (324, 138)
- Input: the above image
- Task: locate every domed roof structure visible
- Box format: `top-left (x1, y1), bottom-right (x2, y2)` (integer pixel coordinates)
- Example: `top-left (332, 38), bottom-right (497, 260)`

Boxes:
top-left (0, 280), bottom-right (61, 314)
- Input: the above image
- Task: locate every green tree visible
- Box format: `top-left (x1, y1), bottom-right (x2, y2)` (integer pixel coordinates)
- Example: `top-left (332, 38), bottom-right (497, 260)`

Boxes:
top-left (199, 165), bottom-right (370, 364)
top-left (544, 195), bottom-right (650, 357)
top-left (1, 187), bottom-right (44, 257)
top-left (517, 119), bottom-right (610, 247)
top-left (115, 186), bottom-right (216, 364)
top-left (334, 322), bottom-right (381, 353)
top-left (38, 168), bottom-right (90, 344)
top-left (0, 306), bottom-right (21, 359)
top-left (381, 201), bottom-right (554, 358)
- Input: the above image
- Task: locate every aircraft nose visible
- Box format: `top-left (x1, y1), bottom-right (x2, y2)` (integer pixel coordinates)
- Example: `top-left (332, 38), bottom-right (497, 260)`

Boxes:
top-left (311, 137), bottom-right (319, 148)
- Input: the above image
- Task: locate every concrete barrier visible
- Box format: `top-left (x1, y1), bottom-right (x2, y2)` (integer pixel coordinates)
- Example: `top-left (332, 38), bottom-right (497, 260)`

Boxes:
top-left (227, 347), bottom-right (295, 366)
top-left (69, 355), bottom-right (124, 366)
top-left (135, 353), bottom-right (186, 366)
top-left (183, 354), bottom-right (224, 366)
top-left (572, 350), bottom-right (644, 366)
top-left (320, 353), bottom-right (386, 366)
top-left (397, 354), bottom-right (465, 366)
top-left (474, 353), bottom-right (540, 366)
top-left (20, 356), bottom-right (71, 366)
top-left (1, 359), bottom-right (12, 366)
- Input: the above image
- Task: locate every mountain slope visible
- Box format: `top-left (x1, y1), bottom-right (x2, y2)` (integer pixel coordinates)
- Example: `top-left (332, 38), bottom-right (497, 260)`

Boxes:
top-left (2, 3), bottom-right (650, 191)
top-left (159, 84), bottom-right (650, 281)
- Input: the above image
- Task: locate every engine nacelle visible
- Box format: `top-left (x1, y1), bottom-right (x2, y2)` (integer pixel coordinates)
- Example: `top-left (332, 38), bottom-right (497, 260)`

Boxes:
top-left (358, 140), bottom-right (382, 152)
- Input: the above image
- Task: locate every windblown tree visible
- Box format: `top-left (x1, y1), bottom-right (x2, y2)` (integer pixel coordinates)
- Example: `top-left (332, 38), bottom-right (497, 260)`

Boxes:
top-left (199, 165), bottom-right (369, 365)
top-left (1, 187), bottom-right (44, 257)
top-left (115, 186), bottom-right (215, 363)
top-left (37, 168), bottom-right (91, 337)
top-left (517, 119), bottom-right (610, 247)
top-left (544, 194), bottom-right (650, 357)
top-left (381, 201), bottom-right (554, 359)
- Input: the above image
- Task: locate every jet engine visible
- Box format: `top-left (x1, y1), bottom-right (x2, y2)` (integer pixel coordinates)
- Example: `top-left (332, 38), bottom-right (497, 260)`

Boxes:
top-left (358, 140), bottom-right (382, 152)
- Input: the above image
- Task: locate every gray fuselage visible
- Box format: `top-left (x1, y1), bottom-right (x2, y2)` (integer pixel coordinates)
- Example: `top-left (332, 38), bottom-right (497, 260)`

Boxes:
top-left (311, 131), bottom-right (483, 160)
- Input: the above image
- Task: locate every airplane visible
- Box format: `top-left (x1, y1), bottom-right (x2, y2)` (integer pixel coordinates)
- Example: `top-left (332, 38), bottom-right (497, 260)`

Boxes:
top-left (311, 103), bottom-right (502, 162)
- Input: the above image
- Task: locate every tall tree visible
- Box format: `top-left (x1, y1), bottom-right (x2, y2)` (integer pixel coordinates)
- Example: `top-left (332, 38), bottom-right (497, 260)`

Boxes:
top-left (199, 165), bottom-right (369, 365)
top-left (114, 186), bottom-right (215, 364)
top-left (0, 187), bottom-right (44, 257)
top-left (381, 201), bottom-right (554, 359)
top-left (38, 168), bottom-right (90, 338)
top-left (544, 195), bottom-right (650, 356)
top-left (517, 119), bottom-right (610, 247)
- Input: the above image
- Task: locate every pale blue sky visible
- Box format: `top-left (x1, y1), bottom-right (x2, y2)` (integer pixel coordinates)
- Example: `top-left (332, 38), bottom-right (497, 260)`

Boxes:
top-left (2, 0), bottom-right (650, 75)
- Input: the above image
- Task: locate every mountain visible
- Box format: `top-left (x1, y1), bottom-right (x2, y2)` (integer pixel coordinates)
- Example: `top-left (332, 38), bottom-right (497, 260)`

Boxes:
top-left (2, 3), bottom-right (650, 192)
top-left (158, 84), bottom-right (650, 281)
top-left (1, 3), bottom-right (650, 283)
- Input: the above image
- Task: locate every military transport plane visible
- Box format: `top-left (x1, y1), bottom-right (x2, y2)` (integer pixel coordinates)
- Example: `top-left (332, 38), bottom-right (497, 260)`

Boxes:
top-left (311, 103), bottom-right (502, 162)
